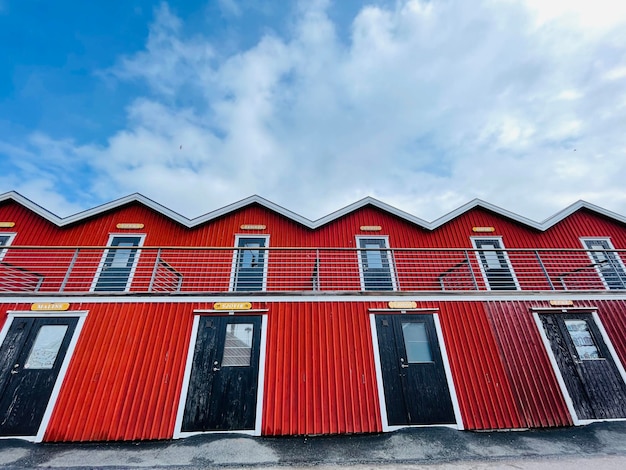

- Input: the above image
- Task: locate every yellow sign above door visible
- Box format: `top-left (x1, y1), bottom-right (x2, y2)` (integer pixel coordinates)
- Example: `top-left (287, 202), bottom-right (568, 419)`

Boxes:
top-left (31, 302), bottom-right (70, 311)
top-left (213, 302), bottom-right (252, 311)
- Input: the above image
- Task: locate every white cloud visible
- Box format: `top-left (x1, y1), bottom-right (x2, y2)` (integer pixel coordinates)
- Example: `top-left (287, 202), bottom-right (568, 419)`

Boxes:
top-left (1, 0), bottom-right (626, 223)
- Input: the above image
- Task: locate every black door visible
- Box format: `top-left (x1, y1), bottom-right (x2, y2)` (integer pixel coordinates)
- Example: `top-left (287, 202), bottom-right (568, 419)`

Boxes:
top-left (0, 316), bottom-right (78, 436)
top-left (375, 314), bottom-right (455, 425)
top-left (583, 240), bottom-right (626, 289)
top-left (540, 313), bottom-right (626, 420)
top-left (94, 236), bottom-right (142, 292)
top-left (359, 238), bottom-right (394, 291)
top-left (233, 238), bottom-right (267, 291)
top-left (182, 315), bottom-right (262, 432)
top-left (474, 239), bottom-right (517, 290)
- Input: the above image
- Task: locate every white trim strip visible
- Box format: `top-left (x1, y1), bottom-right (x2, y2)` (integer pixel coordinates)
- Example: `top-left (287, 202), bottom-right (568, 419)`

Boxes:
top-left (173, 315), bottom-right (200, 439)
top-left (368, 308), bottom-right (439, 313)
top-left (3, 292), bottom-right (626, 304)
top-left (369, 314), bottom-right (390, 432)
top-left (255, 315), bottom-right (268, 436)
top-left (193, 309), bottom-right (269, 314)
top-left (591, 311), bottom-right (626, 392)
top-left (3, 191), bottom-right (626, 233)
top-left (433, 314), bottom-right (464, 430)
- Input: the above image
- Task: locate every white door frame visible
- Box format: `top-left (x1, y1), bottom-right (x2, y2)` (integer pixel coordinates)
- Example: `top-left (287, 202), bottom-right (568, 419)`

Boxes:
top-left (532, 308), bottom-right (626, 425)
top-left (174, 312), bottom-right (268, 438)
top-left (0, 310), bottom-right (88, 442)
top-left (369, 311), bottom-right (463, 432)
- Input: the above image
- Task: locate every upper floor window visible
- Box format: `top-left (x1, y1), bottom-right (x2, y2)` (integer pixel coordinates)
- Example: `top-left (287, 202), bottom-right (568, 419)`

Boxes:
top-left (471, 237), bottom-right (519, 291)
top-left (0, 233), bottom-right (16, 262)
top-left (230, 236), bottom-right (269, 292)
top-left (91, 234), bottom-right (145, 292)
top-left (356, 236), bottom-right (396, 291)
top-left (581, 238), bottom-right (626, 290)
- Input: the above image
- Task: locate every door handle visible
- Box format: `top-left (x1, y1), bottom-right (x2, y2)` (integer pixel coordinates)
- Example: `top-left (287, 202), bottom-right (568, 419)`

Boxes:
top-left (400, 358), bottom-right (409, 369)
top-left (10, 363), bottom-right (19, 375)
top-left (212, 360), bottom-right (221, 372)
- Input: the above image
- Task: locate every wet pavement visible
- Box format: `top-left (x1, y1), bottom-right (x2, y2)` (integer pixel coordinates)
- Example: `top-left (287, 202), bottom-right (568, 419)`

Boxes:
top-left (1, 421), bottom-right (626, 469)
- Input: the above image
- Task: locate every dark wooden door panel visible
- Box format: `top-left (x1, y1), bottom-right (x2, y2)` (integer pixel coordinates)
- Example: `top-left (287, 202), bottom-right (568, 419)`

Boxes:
top-left (0, 317), bottom-right (78, 437)
top-left (376, 314), bottom-right (455, 426)
top-left (541, 313), bottom-right (626, 420)
top-left (182, 315), bottom-right (262, 432)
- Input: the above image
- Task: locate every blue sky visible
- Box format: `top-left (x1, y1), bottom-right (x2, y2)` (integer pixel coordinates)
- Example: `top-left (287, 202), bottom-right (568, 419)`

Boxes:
top-left (1, 0), bottom-right (626, 221)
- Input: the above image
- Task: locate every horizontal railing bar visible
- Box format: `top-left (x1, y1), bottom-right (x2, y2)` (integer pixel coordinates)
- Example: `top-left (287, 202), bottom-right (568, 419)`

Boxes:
top-left (3, 246), bottom-right (626, 253)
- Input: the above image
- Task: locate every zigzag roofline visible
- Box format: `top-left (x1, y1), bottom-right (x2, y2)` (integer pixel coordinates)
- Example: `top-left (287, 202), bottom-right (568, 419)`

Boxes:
top-left (1, 191), bottom-right (624, 232)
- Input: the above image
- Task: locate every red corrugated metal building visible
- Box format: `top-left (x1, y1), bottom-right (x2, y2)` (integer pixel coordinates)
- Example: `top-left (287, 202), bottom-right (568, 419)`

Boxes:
top-left (1, 192), bottom-right (626, 442)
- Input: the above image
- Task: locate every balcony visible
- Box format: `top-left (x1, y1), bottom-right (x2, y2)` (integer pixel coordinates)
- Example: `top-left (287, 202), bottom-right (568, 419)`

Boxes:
top-left (0, 246), bottom-right (625, 295)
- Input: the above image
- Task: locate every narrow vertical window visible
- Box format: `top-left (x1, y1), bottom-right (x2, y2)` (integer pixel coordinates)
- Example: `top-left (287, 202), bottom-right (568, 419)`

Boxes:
top-left (231, 236), bottom-right (269, 291)
top-left (472, 237), bottom-right (519, 290)
top-left (92, 235), bottom-right (145, 292)
top-left (581, 238), bottom-right (626, 290)
top-left (0, 233), bottom-right (16, 262)
top-left (356, 236), bottom-right (396, 291)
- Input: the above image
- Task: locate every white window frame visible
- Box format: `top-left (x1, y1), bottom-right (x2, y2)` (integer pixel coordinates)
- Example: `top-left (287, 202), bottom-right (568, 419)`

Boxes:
top-left (90, 233), bottom-right (146, 292)
top-left (356, 235), bottom-right (398, 291)
top-left (0, 232), bottom-right (17, 262)
top-left (229, 235), bottom-right (270, 292)
top-left (471, 236), bottom-right (520, 291)
top-left (580, 238), bottom-right (626, 290)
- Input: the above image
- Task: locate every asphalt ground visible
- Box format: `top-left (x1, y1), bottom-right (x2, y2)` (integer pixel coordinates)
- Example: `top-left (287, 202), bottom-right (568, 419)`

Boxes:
top-left (1, 421), bottom-right (626, 469)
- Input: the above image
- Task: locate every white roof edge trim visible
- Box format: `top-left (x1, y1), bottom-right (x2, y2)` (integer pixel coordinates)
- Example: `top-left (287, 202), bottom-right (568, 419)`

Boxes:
top-left (1, 191), bottom-right (626, 232)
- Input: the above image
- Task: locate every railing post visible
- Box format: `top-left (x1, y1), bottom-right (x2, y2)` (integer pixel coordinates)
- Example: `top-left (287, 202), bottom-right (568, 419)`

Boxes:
top-left (60, 248), bottom-right (79, 292)
top-left (313, 249), bottom-right (320, 291)
top-left (464, 250), bottom-right (478, 290)
top-left (390, 248), bottom-right (400, 290)
top-left (608, 251), bottom-right (626, 289)
top-left (535, 250), bottom-right (555, 290)
top-left (149, 248), bottom-right (161, 292)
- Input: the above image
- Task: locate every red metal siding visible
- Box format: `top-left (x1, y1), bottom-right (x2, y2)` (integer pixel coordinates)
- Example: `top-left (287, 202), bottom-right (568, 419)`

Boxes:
top-left (4, 197), bottom-right (626, 253)
top-left (263, 302), bottom-right (382, 435)
top-left (3, 297), bottom-right (610, 440)
top-left (485, 301), bottom-right (573, 428)
top-left (593, 300), bottom-right (626, 367)
top-left (485, 299), bottom-right (626, 429)
top-left (44, 302), bottom-right (194, 442)
top-left (4, 199), bottom-right (626, 293)
top-left (436, 301), bottom-right (524, 430)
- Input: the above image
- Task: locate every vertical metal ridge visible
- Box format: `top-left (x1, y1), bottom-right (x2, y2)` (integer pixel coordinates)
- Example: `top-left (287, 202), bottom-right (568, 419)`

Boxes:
top-left (261, 302), bottom-right (381, 436)
top-left (437, 301), bottom-right (523, 430)
top-left (595, 300), bottom-right (626, 366)
top-left (485, 300), bottom-right (573, 428)
top-left (44, 302), bottom-right (193, 442)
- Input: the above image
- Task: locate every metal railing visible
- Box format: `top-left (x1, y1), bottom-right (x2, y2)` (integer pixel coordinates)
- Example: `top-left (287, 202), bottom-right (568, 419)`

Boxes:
top-left (0, 246), bottom-right (625, 294)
